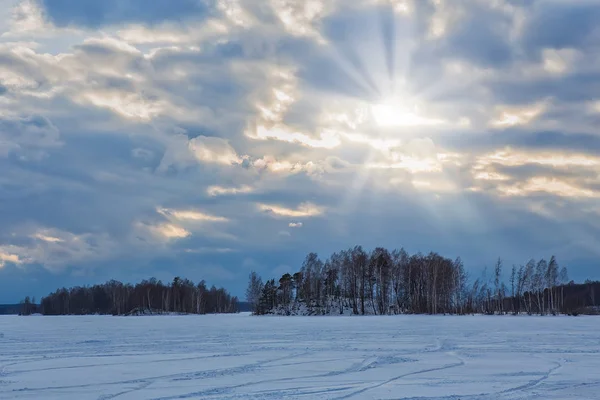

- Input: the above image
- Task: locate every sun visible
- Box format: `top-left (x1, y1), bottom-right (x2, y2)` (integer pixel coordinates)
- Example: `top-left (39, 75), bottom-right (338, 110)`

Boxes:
top-left (370, 98), bottom-right (444, 127)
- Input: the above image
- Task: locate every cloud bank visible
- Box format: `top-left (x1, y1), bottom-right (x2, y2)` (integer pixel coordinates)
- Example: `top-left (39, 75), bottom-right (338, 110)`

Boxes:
top-left (1, 0), bottom-right (599, 301)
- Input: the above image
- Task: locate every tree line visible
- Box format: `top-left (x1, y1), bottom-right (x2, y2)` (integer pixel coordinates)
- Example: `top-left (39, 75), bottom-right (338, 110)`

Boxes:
top-left (246, 246), bottom-right (594, 316)
top-left (24, 277), bottom-right (238, 316)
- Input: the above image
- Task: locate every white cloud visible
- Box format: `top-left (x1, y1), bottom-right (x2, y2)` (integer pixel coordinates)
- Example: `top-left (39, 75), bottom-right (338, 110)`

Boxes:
top-left (4, 0), bottom-right (53, 37)
top-left (1, 0), bottom-right (600, 279)
top-left (78, 89), bottom-right (165, 121)
top-left (490, 101), bottom-right (547, 127)
top-left (248, 124), bottom-right (341, 149)
top-left (269, 0), bottom-right (331, 42)
top-left (541, 48), bottom-right (578, 75)
top-left (370, 101), bottom-right (446, 127)
top-left (255, 67), bottom-right (297, 123)
top-left (367, 157), bottom-right (443, 173)
top-left (157, 207), bottom-right (229, 222)
top-left (217, 0), bottom-right (256, 27)
top-left (31, 231), bottom-right (64, 243)
top-left (0, 228), bottom-right (118, 272)
top-left (146, 222), bottom-right (191, 240)
top-left (498, 177), bottom-right (599, 199)
top-left (0, 250), bottom-right (22, 268)
top-left (259, 202), bottom-right (323, 218)
top-left (343, 132), bottom-right (401, 153)
top-left (475, 149), bottom-right (600, 169)
top-left (158, 134), bottom-right (244, 172)
top-left (188, 136), bottom-right (242, 165)
top-left (252, 155), bottom-right (324, 176)
top-left (207, 185), bottom-right (254, 196)
top-left (116, 20), bottom-right (229, 44)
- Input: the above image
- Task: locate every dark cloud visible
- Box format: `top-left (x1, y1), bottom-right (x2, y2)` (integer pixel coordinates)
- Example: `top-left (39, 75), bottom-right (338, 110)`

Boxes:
top-left (442, 4), bottom-right (514, 67)
top-left (1, 0), bottom-right (599, 303)
top-left (522, 0), bottom-right (600, 53)
top-left (488, 72), bottom-right (600, 104)
top-left (441, 130), bottom-right (600, 156)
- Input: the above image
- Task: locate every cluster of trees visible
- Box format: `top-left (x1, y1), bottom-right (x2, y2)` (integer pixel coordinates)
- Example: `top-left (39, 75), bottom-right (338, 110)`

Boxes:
top-left (37, 277), bottom-right (238, 315)
top-left (19, 296), bottom-right (38, 315)
top-left (0, 304), bottom-right (22, 315)
top-left (247, 246), bottom-right (581, 316)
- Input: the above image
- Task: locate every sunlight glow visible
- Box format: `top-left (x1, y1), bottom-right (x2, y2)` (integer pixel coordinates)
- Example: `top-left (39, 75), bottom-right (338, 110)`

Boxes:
top-left (499, 177), bottom-right (599, 199)
top-left (0, 251), bottom-right (22, 267)
top-left (80, 90), bottom-right (164, 121)
top-left (32, 232), bottom-right (64, 243)
top-left (150, 223), bottom-right (191, 239)
top-left (371, 99), bottom-right (444, 127)
top-left (258, 202), bottom-right (323, 218)
top-left (476, 149), bottom-right (600, 168)
top-left (490, 102), bottom-right (546, 127)
top-left (249, 125), bottom-right (341, 149)
top-left (367, 156), bottom-right (442, 173)
top-left (157, 208), bottom-right (229, 222)
top-left (207, 185), bottom-right (254, 197)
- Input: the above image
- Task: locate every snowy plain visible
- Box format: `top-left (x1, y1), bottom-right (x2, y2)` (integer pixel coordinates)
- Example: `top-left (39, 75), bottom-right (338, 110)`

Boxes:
top-left (1, 314), bottom-right (599, 399)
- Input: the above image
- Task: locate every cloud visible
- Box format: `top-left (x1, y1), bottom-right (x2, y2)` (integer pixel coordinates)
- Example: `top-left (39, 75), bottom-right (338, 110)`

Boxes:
top-left (0, 114), bottom-right (61, 158)
top-left (259, 202), bottom-right (323, 218)
top-left (0, 227), bottom-right (119, 272)
top-left (139, 222), bottom-right (191, 241)
top-left (247, 124), bottom-right (341, 149)
top-left (2, 0), bottom-right (600, 302)
top-left (188, 136), bottom-right (243, 165)
top-left (498, 176), bottom-right (599, 199)
top-left (0, 250), bottom-right (22, 268)
top-left (490, 101), bottom-right (547, 127)
top-left (207, 184), bottom-right (254, 196)
top-left (157, 207), bottom-right (229, 222)
top-left (522, 0), bottom-right (600, 53)
top-left (31, 231), bottom-right (63, 243)
top-left (157, 134), bottom-right (243, 172)
top-left (116, 20), bottom-right (229, 45)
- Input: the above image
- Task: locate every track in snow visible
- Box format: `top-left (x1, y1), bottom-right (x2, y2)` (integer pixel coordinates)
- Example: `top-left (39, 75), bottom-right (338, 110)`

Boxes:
top-left (1, 314), bottom-right (599, 399)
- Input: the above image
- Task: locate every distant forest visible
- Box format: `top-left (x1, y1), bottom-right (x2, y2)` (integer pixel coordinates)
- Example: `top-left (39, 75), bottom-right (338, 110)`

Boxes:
top-left (16, 247), bottom-right (600, 317)
top-left (20, 278), bottom-right (239, 316)
top-left (246, 247), bottom-right (600, 316)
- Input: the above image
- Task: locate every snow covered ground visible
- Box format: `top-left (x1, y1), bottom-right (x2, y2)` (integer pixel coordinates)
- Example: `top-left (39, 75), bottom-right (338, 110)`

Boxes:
top-left (1, 314), bottom-right (599, 399)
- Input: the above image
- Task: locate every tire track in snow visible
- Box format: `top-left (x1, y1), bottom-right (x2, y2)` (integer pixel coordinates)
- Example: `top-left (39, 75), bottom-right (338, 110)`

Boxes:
top-left (333, 354), bottom-right (466, 400)
top-left (147, 354), bottom-right (396, 399)
top-left (2, 353), bottom-right (242, 375)
top-left (393, 357), bottom-right (565, 400)
top-left (97, 380), bottom-right (153, 400)
top-left (497, 359), bottom-right (563, 396)
top-left (8, 351), bottom-right (312, 395)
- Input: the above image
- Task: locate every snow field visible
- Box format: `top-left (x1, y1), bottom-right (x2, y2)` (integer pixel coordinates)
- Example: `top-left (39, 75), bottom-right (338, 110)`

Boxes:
top-left (1, 314), bottom-right (599, 399)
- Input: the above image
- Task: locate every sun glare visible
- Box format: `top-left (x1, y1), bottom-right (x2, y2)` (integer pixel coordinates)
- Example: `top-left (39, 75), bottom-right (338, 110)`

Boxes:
top-left (370, 99), bottom-right (444, 127)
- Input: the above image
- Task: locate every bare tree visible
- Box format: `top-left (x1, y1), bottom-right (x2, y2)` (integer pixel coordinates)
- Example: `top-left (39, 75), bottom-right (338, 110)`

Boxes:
top-left (494, 258), bottom-right (503, 314)
top-left (546, 256), bottom-right (559, 314)
top-left (246, 271), bottom-right (264, 315)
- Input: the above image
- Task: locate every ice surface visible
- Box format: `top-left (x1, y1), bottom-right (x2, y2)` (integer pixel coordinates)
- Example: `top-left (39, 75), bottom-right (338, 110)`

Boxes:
top-left (1, 314), bottom-right (599, 399)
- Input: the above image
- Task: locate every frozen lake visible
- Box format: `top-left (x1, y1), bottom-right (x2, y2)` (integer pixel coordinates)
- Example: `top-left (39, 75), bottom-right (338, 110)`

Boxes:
top-left (1, 314), bottom-right (599, 399)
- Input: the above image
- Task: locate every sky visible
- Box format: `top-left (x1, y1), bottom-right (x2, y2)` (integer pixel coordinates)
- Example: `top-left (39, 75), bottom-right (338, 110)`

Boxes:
top-left (1, 0), bottom-right (599, 303)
